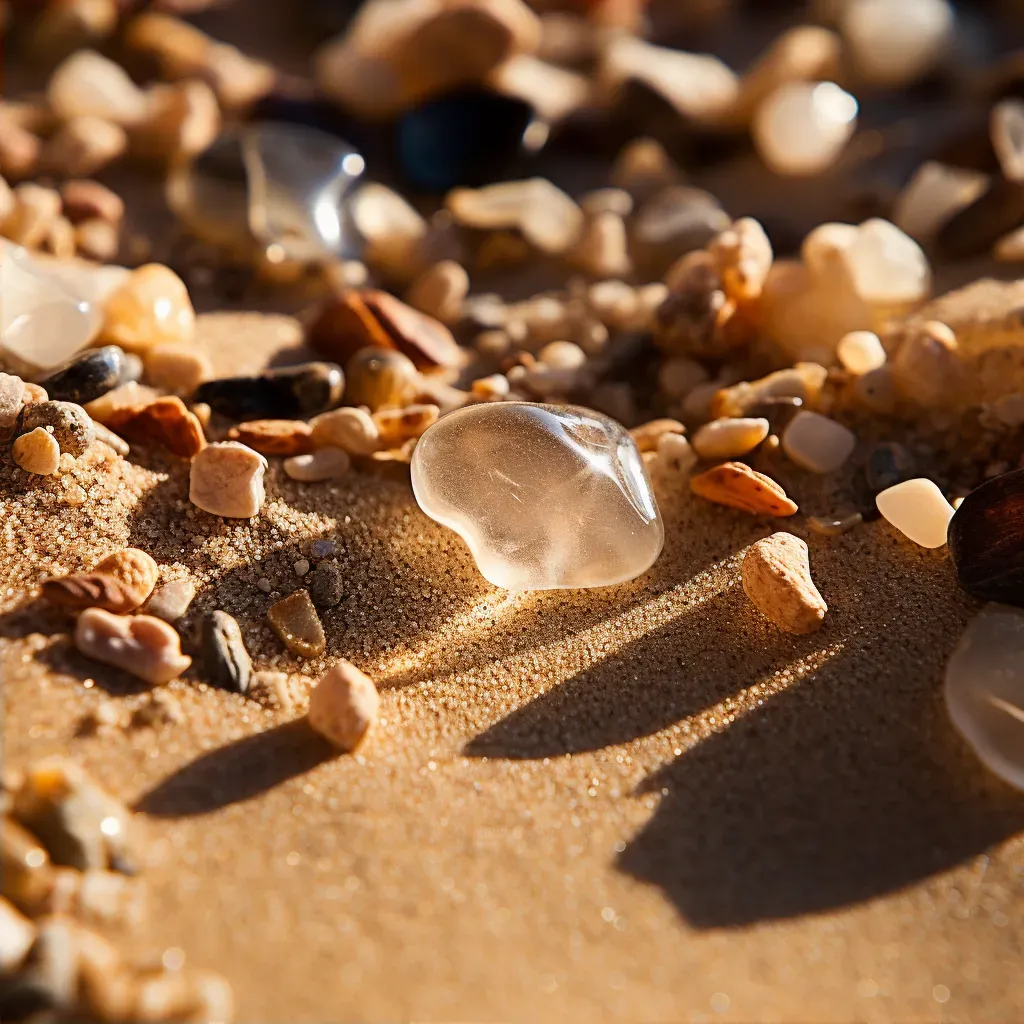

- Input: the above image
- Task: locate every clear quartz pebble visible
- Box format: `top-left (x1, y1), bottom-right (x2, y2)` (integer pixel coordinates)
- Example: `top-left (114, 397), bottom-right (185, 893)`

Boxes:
top-left (945, 603), bottom-right (1024, 791)
top-left (411, 402), bottom-right (663, 590)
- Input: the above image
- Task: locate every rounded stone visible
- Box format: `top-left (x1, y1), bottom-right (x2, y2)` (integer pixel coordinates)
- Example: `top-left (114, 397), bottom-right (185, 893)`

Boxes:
top-left (194, 362), bottom-right (345, 421)
top-left (411, 402), bottom-right (663, 590)
top-left (308, 562), bottom-right (344, 609)
top-left (19, 401), bottom-right (94, 457)
top-left (42, 347), bottom-right (128, 405)
top-left (201, 611), bottom-right (252, 695)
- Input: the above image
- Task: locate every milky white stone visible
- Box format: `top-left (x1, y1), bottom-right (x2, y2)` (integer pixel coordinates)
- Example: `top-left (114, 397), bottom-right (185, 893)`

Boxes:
top-left (411, 402), bottom-right (663, 590)
top-left (0, 899), bottom-right (35, 974)
top-left (753, 81), bottom-right (857, 176)
top-left (892, 161), bottom-right (987, 243)
top-left (840, 218), bottom-right (931, 307)
top-left (875, 477), bottom-right (954, 548)
top-left (842, 0), bottom-right (954, 88)
top-left (782, 411), bottom-right (856, 473)
top-left (692, 417), bottom-right (769, 460)
top-left (837, 330), bottom-right (886, 375)
top-left (946, 603), bottom-right (1024, 791)
top-left (48, 49), bottom-right (150, 126)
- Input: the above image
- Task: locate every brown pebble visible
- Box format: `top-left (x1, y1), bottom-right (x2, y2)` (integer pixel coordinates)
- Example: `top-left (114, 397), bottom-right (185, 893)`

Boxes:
top-left (308, 660), bottom-right (380, 752)
top-left (19, 400), bottom-right (94, 457)
top-left (104, 396), bottom-right (206, 457)
top-left (267, 590), bottom-right (326, 657)
top-left (228, 419), bottom-right (314, 456)
top-left (742, 532), bottom-right (827, 634)
top-left (60, 179), bottom-right (125, 225)
top-left (690, 461), bottom-right (798, 516)
top-left (42, 548), bottom-right (158, 614)
top-left (373, 404), bottom-right (439, 447)
top-left (75, 607), bottom-right (192, 685)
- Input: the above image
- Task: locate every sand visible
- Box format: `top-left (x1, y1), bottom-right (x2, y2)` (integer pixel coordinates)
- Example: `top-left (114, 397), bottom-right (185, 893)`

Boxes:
top-left (3, 310), bottom-right (1024, 1023)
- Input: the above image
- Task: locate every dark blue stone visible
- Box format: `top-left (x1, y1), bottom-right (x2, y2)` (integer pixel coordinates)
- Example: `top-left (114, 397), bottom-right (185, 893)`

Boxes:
top-left (395, 88), bottom-right (535, 193)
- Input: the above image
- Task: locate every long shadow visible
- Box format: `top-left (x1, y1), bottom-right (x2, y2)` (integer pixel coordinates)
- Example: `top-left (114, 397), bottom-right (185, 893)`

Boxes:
top-left (135, 719), bottom-right (335, 817)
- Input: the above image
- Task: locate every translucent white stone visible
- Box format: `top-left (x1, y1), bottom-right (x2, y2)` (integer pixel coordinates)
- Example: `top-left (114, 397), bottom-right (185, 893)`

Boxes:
top-left (837, 330), bottom-right (886, 374)
top-left (782, 410), bottom-right (856, 473)
top-left (892, 161), bottom-right (988, 244)
top-left (946, 603), bottom-right (1024, 791)
top-left (840, 218), bottom-right (931, 307)
top-left (875, 477), bottom-right (954, 548)
top-left (842, 0), bottom-right (954, 88)
top-left (411, 402), bottom-right (663, 590)
top-left (753, 81), bottom-right (857, 176)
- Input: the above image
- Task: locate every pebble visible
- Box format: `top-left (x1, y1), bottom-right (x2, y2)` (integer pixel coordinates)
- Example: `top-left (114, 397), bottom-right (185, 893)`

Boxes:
top-left (41, 346), bottom-right (128, 405)
top-left (782, 411), bottom-right (857, 474)
top-left (344, 347), bottom-right (420, 411)
top-left (0, 898), bottom-right (35, 975)
top-left (311, 539), bottom-right (336, 558)
top-left (228, 420), bottom-right (314, 457)
top-left (201, 610), bottom-right (252, 695)
top-left (143, 579), bottom-right (196, 623)
top-left (310, 407), bottom-right (380, 456)
top-left (753, 81), bottom-right (858, 176)
top-left (75, 608), bottom-right (192, 685)
top-left (875, 478), bottom-right (954, 548)
top-left (60, 179), bottom-right (125, 226)
top-left (74, 218), bottom-right (121, 262)
top-left (189, 442), bottom-right (267, 519)
top-left (5, 915), bottom-right (78, 1017)
top-left (19, 401), bottom-right (94, 457)
top-left (267, 590), bottom-right (326, 657)
top-left (347, 183), bottom-right (427, 282)
top-left (40, 116), bottom-right (127, 179)
top-left (692, 417), bottom-right (769, 460)
top-left (142, 344), bottom-right (212, 396)
top-left (293, 559), bottom-right (310, 577)
top-left (948, 469), bottom-right (1024, 604)
top-left (711, 363), bottom-right (827, 419)
top-left (42, 548), bottom-right (159, 614)
top-left (284, 447), bottom-right (352, 482)
top-left (405, 261), bottom-right (470, 326)
top-left (84, 381), bottom-right (160, 424)
top-left (0, 371), bottom-right (25, 436)
top-left (48, 50), bottom-right (150, 124)
top-left (892, 161), bottom-right (988, 245)
top-left (100, 264), bottom-right (195, 353)
top-left (308, 660), bottom-right (380, 752)
top-left (629, 418), bottom-right (686, 454)
top-left (632, 187), bottom-right (731, 277)
top-left (742, 532), bottom-right (827, 635)
top-left (690, 462), bottom-right (798, 516)
top-left (809, 512), bottom-right (863, 537)
top-left (105, 396), bottom-right (206, 458)
top-left (891, 320), bottom-right (961, 407)
top-left (256, 578), bottom-right (272, 593)
top-left (840, 219), bottom-right (932, 309)
top-left (194, 362), bottom-right (345, 421)
top-left (3, 817), bottom-right (53, 914)
top-left (411, 402), bottom-right (663, 590)
top-left (611, 137), bottom-right (681, 203)
top-left (837, 330), bottom-right (886, 375)
top-left (374, 404), bottom-right (439, 447)
top-left (655, 432), bottom-right (698, 475)
top-left (12, 427), bottom-right (60, 475)
top-left (308, 562), bottom-right (344, 610)
top-left (12, 758), bottom-right (132, 872)
top-left (945, 603), bottom-right (1024, 791)
top-left (654, 251), bottom-right (732, 358)
top-left (571, 211), bottom-right (631, 279)
top-left (5, 184), bottom-right (62, 250)
top-left (708, 217), bottom-right (773, 302)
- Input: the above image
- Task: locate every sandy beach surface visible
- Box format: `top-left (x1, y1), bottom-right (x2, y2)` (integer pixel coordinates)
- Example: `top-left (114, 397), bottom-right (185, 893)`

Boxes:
top-left (4, 311), bottom-right (1024, 1023)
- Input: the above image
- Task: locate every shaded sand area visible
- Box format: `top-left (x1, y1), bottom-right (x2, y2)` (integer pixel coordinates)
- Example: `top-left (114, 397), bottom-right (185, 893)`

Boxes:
top-left (3, 312), bottom-right (1024, 1022)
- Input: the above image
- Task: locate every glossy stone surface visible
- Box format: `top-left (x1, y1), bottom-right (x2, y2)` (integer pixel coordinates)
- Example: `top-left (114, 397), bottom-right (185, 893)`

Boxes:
top-left (42, 347), bottom-right (128, 405)
top-left (411, 402), bottom-right (663, 590)
top-left (948, 470), bottom-right (1024, 605)
top-left (875, 477), bottom-right (953, 548)
top-left (194, 362), bottom-right (345, 421)
top-left (945, 603), bottom-right (1024, 791)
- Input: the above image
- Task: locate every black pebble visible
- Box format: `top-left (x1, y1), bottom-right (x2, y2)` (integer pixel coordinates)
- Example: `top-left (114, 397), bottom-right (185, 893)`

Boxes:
top-left (949, 469), bottom-right (1024, 605)
top-left (308, 562), bottom-right (344, 610)
top-left (42, 346), bottom-right (128, 405)
top-left (201, 611), bottom-right (253, 695)
top-left (194, 362), bottom-right (345, 421)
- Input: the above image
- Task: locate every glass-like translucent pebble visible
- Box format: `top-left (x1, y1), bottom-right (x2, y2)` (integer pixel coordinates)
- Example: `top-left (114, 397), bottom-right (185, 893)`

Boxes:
top-left (411, 402), bottom-right (664, 590)
top-left (946, 603), bottom-right (1024, 791)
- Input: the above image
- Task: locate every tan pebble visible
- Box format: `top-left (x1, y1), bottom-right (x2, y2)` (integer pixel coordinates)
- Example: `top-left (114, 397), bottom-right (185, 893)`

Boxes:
top-left (12, 427), bottom-right (60, 475)
top-left (0, 117), bottom-right (41, 180)
top-left (853, 364), bottom-right (898, 414)
top-left (373, 404), bottom-right (439, 447)
top-left (105, 396), bottom-right (205, 458)
top-left (5, 182), bottom-right (61, 248)
top-left (84, 381), bottom-right (161, 423)
top-left (228, 419), bottom-right (313, 457)
top-left (310, 407), bottom-right (380, 455)
top-left (655, 432), bottom-right (697, 474)
top-left (711, 362), bottom-right (828, 418)
top-left (742, 532), bottom-right (827, 634)
top-left (348, 183), bottom-right (427, 282)
top-left (42, 547), bottom-right (158, 613)
top-left (39, 116), bottom-right (127, 178)
top-left (75, 607), bottom-right (191, 684)
top-left (189, 441), bottom-right (267, 518)
top-left (308, 660), bottom-right (380, 752)
top-left (690, 461), bottom-right (798, 516)
top-left (74, 218), bottom-right (120, 262)
top-left (22, 382), bottom-right (49, 404)
top-left (0, 897), bottom-right (35, 974)
top-left (658, 356), bottom-right (710, 399)
top-left (837, 329), bottom-right (886, 374)
top-left (267, 590), bottom-right (325, 658)
top-left (630, 418), bottom-right (685, 453)
top-left (571, 211), bottom-right (631, 278)
top-left (131, 79), bottom-right (220, 165)
top-left (692, 417), bottom-right (769, 460)
top-left (682, 380), bottom-right (725, 423)
top-left (284, 447), bottom-right (351, 483)
top-left (43, 215), bottom-right (77, 259)
top-left (471, 374), bottom-right (510, 400)
top-left (782, 410), bottom-right (856, 473)
top-left (101, 264), bottom-right (195, 353)
top-left (404, 260), bottom-right (469, 325)
top-left (538, 340), bottom-right (586, 370)
top-left (587, 279), bottom-right (639, 331)
top-left (875, 477), bottom-right (954, 548)
top-left (60, 179), bottom-right (125, 225)
top-left (142, 343), bottom-right (211, 394)
top-left (344, 347), bottom-right (420, 411)
top-left (709, 217), bottom-right (773, 302)
top-left (91, 421), bottom-right (130, 456)
top-left (48, 49), bottom-right (149, 125)
top-left (143, 579), bottom-right (196, 623)
top-left (890, 319), bottom-right (962, 408)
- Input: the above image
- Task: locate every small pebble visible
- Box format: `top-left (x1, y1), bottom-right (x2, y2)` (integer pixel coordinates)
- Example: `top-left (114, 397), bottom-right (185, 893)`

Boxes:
top-left (189, 442), bottom-right (267, 519)
top-left (875, 478), bottom-right (954, 548)
top-left (405, 260), bottom-right (470, 325)
top-left (201, 610), bottom-right (252, 695)
top-left (143, 579), bottom-right (196, 623)
top-left (105, 396), bottom-right (206, 458)
top-left (891, 320), bottom-right (961, 407)
top-left (12, 428), bottom-right (60, 476)
top-left (267, 590), bottom-right (326, 657)
top-left (228, 420), bottom-right (314, 457)
top-left (782, 411), bottom-right (857, 474)
top-left (742, 532), bottom-right (827, 635)
top-left (865, 442), bottom-right (915, 494)
top-left (294, 559), bottom-right (310, 577)
top-left (142, 344), bottom-right (212, 396)
top-left (0, 371), bottom-right (25, 437)
top-left (256, 578), bottom-right (272, 593)
top-left (344, 347), bottom-right (419, 412)
top-left (837, 330), bottom-right (886, 375)
top-left (630, 418), bottom-right (686, 454)
top-left (374, 404), bottom-right (439, 447)
top-left (42, 548), bottom-right (159, 614)
top-left (91, 422), bottom-right (130, 457)
top-left (194, 362), bottom-right (345, 421)
top-left (709, 217), bottom-right (773, 302)
top-left (310, 407), bottom-right (379, 456)
top-left (41, 346), bottom-right (128, 405)
top-left (60, 179), bottom-right (125, 226)
top-left (284, 447), bottom-right (352, 482)
top-left (307, 660), bottom-right (380, 752)
top-left (100, 264), bottom-right (195, 353)
top-left (809, 512), bottom-right (863, 537)
top-left (19, 401), bottom-right (94, 457)
top-left (311, 540), bottom-right (336, 558)
top-left (75, 608), bottom-right (192, 685)
top-left (655, 432), bottom-right (698, 475)
top-left (308, 562), bottom-right (344, 610)
top-left (692, 417), bottom-right (770, 460)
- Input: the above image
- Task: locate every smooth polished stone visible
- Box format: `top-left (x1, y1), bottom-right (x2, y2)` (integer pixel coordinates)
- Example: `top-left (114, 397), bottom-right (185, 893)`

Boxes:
top-left (42, 346), bottom-right (128, 405)
top-left (875, 477), bottom-right (954, 548)
top-left (945, 603), bottom-right (1024, 791)
top-left (194, 362), bottom-right (345, 421)
top-left (411, 402), bottom-right (663, 590)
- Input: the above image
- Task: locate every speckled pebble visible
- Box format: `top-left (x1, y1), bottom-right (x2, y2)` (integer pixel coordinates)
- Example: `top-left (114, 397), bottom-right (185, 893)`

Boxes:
top-left (201, 610), bottom-right (252, 695)
top-left (308, 562), bottom-right (344, 610)
top-left (19, 401), bottom-right (94, 457)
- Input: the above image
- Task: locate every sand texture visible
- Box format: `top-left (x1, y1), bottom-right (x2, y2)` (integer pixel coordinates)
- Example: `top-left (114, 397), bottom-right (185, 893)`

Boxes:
top-left (2, 312), bottom-right (1023, 1022)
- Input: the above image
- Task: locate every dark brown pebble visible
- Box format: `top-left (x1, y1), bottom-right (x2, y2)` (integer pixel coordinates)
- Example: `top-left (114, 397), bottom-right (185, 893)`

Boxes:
top-left (42, 347), bottom-right (129, 405)
top-left (194, 362), bottom-right (344, 421)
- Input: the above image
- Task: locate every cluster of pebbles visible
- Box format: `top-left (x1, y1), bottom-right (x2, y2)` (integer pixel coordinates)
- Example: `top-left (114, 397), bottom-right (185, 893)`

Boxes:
top-left (6, 0), bottom-right (1024, 1016)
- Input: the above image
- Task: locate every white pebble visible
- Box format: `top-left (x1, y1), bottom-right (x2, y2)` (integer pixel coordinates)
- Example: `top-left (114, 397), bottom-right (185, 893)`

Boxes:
top-left (841, 219), bottom-right (931, 307)
top-left (189, 441), bottom-right (267, 519)
top-left (294, 559), bottom-right (310, 577)
top-left (837, 330), bottom-right (886, 375)
top-left (753, 81), bottom-right (857, 176)
top-left (692, 417), bottom-right (769, 460)
top-left (875, 477), bottom-right (954, 548)
top-left (782, 411), bottom-right (856, 473)
top-left (655, 432), bottom-right (697, 474)
top-left (284, 447), bottom-right (351, 482)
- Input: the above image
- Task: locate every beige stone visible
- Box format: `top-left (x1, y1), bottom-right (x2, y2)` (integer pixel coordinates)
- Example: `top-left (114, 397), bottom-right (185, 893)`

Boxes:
top-left (189, 441), bottom-right (268, 518)
top-left (404, 260), bottom-right (469, 325)
top-left (0, 896), bottom-right (35, 974)
top-left (143, 579), bottom-right (196, 623)
top-left (48, 49), bottom-right (149, 125)
top-left (711, 363), bottom-right (827, 418)
top-left (890, 320), bottom-right (961, 408)
top-left (39, 116), bottom-right (127, 178)
top-left (310, 407), bottom-right (380, 455)
top-left (692, 417), bottom-right (769, 460)
top-left (875, 478), bottom-right (954, 548)
top-left (12, 426), bottom-right (60, 475)
top-left (143, 343), bottom-right (212, 394)
top-left (75, 218), bottom-right (120, 262)
top-left (349, 183), bottom-right (427, 282)
top-left (655, 432), bottom-right (697, 475)
top-left (782, 411), bottom-right (856, 474)
top-left (837, 330), bottom-right (886, 374)
top-left (75, 607), bottom-right (192, 684)
top-left (284, 447), bottom-right (352, 483)
top-left (101, 264), bottom-right (195, 353)
top-left (571, 211), bottom-right (631, 278)
top-left (308, 660), bottom-right (381, 752)
top-left (709, 217), bottom-right (773, 302)
top-left (131, 80), bottom-right (220, 165)
top-left (742, 532), bottom-right (827, 635)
